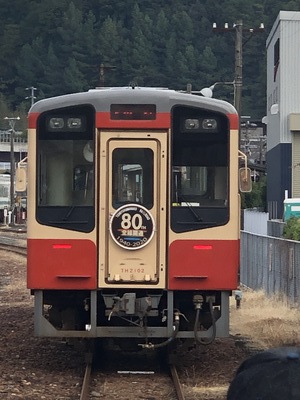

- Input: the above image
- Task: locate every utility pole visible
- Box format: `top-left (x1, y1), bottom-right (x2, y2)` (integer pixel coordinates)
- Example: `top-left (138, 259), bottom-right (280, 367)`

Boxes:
top-left (25, 86), bottom-right (37, 106)
top-left (212, 21), bottom-right (264, 117)
top-left (234, 22), bottom-right (243, 118)
top-left (4, 116), bottom-right (20, 222)
top-left (99, 63), bottom-right (116, 86)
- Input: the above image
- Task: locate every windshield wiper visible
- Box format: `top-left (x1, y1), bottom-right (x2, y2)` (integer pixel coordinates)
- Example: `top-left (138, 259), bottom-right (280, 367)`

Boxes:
top-left (177, 221), bottom-right (217, 226)
top-left (63, 206), bottom-right (75, 221)
top-left (176, 194), bottom-right (203, 222)
top-left (50, 220), bottom-right (88, 224)
top-left (49, 207), bottom-right (88, 224)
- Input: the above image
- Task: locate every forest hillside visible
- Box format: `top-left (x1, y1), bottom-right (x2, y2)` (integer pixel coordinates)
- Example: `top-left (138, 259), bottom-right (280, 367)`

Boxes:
top-left (0, 0), bottom-right (299, 126)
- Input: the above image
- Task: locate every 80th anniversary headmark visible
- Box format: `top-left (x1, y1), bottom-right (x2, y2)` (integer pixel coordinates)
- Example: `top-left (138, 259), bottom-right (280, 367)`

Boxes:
top-left (109, 204), bottom-right (155, 250)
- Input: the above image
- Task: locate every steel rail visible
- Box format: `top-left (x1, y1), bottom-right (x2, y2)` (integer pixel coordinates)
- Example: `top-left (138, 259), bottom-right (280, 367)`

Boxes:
top-left (0, 243), bottom-right (27, 256)
top-left (0, 232), bottom-right (27, 256)
top-left (80, 353), bottom-right (93, 400)
top-left (169, 363), bottom-right (185, 400)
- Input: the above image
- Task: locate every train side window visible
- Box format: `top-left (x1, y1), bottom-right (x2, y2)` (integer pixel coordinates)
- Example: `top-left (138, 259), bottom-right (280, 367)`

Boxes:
top-left (171, 105), bottom-right (229, 232)
top-left (112, 148), bottom-right (153, 209)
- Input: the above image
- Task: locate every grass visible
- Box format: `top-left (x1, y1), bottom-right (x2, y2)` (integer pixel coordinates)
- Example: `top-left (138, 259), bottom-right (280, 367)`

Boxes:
top-left (230, 287), bottom-right (300, 348)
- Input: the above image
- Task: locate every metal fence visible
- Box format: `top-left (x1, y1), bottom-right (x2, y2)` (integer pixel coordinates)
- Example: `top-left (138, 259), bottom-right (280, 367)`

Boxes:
top-left (240, 231), bottom-right (300, 306)
top-left (0, 132), bottom-right (27, 143)
top-left (243, 209), bottom-right (269, 235)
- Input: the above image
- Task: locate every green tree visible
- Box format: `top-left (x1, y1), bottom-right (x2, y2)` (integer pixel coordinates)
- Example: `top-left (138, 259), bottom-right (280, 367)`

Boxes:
top-left (0, 24), bottom-right (21, 104)
top-left (0, 94), bottom-right (12, 130)
top-left (0, 0), bottom-right (293, 117)
top-left (171, 11), bottom-right (194, 47)
top-left (128, 4), bottom-right (155, 85)
top-left (199, 46), bottom-right (218, 74)
top-left (152, 10), bottom-right (170, 84)
top-left (241, 176), bottom-right (267, 211)
top-left (16, 41), bottom-right (45, 96)
top-left (97, 16), bottom-right (122, 86)
top-left (64, 58), bottom-right (87, 93)
top-left (42, 43), bottom-right (65, 96)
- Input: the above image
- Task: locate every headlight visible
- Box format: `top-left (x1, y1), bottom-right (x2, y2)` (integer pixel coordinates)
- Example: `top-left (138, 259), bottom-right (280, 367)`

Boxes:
top-left (67, 118), bottom-right (82, 129)
top-left (49, 117), bottom-right (64, 129)
top-left (202, 118), bottom-right (217, 130)
top-left (185, 119), bottom-right (200, 130)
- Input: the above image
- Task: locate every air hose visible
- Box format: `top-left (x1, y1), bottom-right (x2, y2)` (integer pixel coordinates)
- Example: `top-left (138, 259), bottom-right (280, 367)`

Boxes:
top-left (139, 314), bottom-right (180, 350)
top-left (194, 297), bottom-right (216, 345)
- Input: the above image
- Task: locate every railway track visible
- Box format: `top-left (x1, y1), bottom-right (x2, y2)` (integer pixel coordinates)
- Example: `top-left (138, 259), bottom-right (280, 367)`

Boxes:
top-left (0, 227), bottom-right (255, 400)
top-left (0, 229), bottom-right (27, 256)
top-left (80, 352), bottom-right (93, 400)
top-left (0, 242), bottom-right (27, 256)
top-left (169, 363), bottom-right (185, 400)
top-left (79, 347), bottom-right (186, 400)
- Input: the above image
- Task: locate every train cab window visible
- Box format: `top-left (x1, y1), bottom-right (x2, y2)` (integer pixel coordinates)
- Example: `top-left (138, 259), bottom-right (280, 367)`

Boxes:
top-left (112, 148), bottom-right (153, 209)
top-left (171, 105), bottom-right (229, 233)
top-left (173, 166), bottom-right (227, 205)
top-left (36, 106), bottom-right (95, 232)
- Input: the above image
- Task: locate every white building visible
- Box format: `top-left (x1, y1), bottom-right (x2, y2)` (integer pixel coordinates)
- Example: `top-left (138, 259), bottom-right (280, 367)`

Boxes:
top-left (266, 11), bottom-right (300, 219)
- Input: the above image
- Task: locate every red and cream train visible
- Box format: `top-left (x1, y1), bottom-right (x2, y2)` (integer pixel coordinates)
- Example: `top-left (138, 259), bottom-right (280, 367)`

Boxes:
top-left (24, 86), bottom-right (249, 349)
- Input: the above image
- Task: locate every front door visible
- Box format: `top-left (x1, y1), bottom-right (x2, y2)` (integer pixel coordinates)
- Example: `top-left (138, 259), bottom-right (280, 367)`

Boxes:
top-left (98, 131), bottom-right (167, 288)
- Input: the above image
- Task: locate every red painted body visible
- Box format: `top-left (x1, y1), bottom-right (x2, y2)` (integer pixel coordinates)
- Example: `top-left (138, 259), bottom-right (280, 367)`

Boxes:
top-left (28, 111), bottom-right (239, 130)
top-left (27, 239), bottom-right (97, 289)
top-left (168, 239), bottom-right (239, 290)
top-left (28, 112), bottom-right (171, 129)
top-left (96, 111), bottom-right (171, 128)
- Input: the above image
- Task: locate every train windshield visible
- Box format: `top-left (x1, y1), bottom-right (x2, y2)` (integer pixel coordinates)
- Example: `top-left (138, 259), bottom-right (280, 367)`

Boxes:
top-left (38, 139), bottom-right (94, 207)
top-left (173, 166), bottom-right (227, 205)
top-left (112, 148), bottom-right (154, 209)
top-left (171, 105), bottom-right (229, 233)
top-left (36, 105), bottom-right (95, 232)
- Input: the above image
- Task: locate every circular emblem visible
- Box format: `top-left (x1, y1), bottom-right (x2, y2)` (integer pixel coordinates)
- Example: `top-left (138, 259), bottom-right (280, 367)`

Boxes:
top-left (109, 204), bottom-right (155, 250)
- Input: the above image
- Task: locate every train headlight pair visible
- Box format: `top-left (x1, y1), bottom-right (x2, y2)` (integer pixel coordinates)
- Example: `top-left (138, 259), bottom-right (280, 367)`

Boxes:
top-left (184, 118), bottom-right (218, 132)
top-left (48, 117), bottom-right (84, 131)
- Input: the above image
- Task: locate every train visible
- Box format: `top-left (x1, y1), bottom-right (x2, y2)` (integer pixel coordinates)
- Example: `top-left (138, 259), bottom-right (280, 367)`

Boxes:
top-left (0, 174), bottom-right (10, 222)
top-left (0, 168), bottom-right (27, 224)
top-left (24, 86), bottom-right (251, 350)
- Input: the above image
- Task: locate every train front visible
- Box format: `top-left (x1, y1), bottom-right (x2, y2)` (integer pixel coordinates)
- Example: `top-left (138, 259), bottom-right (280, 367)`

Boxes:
top-left (27, 87), bottom-right (240, 349)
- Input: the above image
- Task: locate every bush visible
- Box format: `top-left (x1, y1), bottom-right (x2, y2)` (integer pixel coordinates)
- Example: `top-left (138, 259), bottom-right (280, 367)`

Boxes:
top-left (283, 216), bottom-right (300, 241)
top-left (241, 176), bottom-right (267, 211)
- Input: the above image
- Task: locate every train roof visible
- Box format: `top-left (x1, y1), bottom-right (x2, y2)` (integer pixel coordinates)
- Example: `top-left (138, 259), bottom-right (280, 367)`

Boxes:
top-left (29, 86), bottom-right (237, 116)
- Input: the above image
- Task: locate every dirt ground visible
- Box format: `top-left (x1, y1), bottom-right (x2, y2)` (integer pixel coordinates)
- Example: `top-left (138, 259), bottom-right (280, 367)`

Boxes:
top-left (1, 250), bottom-right (300, 399)
top-left (0, 251), bottom-right (84, 399)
